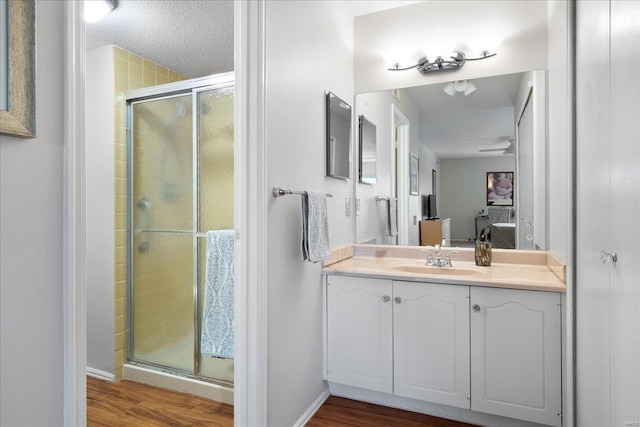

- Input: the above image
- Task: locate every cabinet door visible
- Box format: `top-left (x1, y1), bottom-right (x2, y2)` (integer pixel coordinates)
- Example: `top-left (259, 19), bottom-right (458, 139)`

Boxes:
top-left (326, 276), bottom-right (393, 393)
top-left (394, 281), bottom-right (470, 408)
top-left (470, 287), bottom-right (562, 427)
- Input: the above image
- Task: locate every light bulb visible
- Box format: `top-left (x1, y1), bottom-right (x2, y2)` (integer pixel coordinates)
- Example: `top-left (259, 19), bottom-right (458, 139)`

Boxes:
top-left (424, 41), bottom-right (456, 59)
top-left (463, 82), bottom-right (477, 96)
top-left (468, 36), bottom-right (503, 55)
top-left (453, 80), bottom-right (469, 92)
top-left (443, 82), bottom-right (456, 96)
top-left (443, 80), bottom-right (477, 96)
top-left (383, 52), bottom-right (414, 69)
top-left (84, 0), bottom-right (115, 23)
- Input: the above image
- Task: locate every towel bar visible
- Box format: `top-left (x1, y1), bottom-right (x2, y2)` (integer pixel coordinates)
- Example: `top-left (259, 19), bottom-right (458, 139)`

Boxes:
top-left (272, 186), bottom-right (333, 198)
top-left (376, 196), bottom-right (396, 202)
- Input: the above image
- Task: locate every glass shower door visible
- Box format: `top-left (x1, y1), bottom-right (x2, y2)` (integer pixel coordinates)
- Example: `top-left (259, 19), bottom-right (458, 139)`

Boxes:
top-left (196, 84), bottom-right (235, 383)
top-left (129, 94), bottom-right (195, 373)
top-left (127, 78), bottom-right (235, 385)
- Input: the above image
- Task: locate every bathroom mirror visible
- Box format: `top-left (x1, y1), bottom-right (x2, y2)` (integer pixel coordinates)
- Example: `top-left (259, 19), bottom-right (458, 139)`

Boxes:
top-left (354, 70), bottom-right (547, 251)
top-left (358, 115), bottom-right (377, 185)
top-left (326, 91), bottom-right (352, 180)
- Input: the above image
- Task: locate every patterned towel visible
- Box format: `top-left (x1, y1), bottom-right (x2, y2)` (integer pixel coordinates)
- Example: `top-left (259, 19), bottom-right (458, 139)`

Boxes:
top-left (302, 191), bottom-right (330, 263)
top-left (201, 230), bottom-right (235, 359)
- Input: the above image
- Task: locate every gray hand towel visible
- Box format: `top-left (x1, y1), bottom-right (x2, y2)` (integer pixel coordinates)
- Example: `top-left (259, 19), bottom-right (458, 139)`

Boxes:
top-left (302, 191), bottom-right (330, 262)
top-left (387, 198), bottom-right (398, 237)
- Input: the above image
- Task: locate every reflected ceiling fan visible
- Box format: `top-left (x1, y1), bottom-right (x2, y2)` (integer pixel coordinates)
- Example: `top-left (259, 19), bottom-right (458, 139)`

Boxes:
top-left (479, 137), bottom-right (515, 155)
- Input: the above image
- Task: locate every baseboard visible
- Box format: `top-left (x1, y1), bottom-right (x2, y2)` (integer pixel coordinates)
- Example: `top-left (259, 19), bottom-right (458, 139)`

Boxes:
top-left (86, 367), bottom-right (115, 382)
top-left (123, 364), bottom-right (234, 405)
top-left (293, 388), bottom-right (330, 427)
top-left (329, 383), bottom-right (550, 427)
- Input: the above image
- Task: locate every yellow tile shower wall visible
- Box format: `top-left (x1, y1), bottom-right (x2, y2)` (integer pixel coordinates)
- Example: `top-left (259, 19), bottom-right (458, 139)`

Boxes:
top-left (113, 46), bottom-right (188, 381)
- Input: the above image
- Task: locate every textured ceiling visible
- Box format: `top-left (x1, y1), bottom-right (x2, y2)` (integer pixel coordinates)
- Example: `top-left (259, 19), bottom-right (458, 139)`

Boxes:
top-left (85, 1), bottom-right (422, 79)
top-left (86, 0), bottom-right (234, 78)
top-left (403, 72), bottom-right (524, 159)
top-left (87, 1), bottom-right (521, 160)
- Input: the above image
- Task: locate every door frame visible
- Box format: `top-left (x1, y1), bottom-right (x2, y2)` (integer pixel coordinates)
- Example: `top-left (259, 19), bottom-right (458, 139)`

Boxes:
top-left (392, 105), bottom-right (410, 246)
top-left (516, 88), bottom-right (533, 250)
top-left (63, 1), bottom-right (268, 425)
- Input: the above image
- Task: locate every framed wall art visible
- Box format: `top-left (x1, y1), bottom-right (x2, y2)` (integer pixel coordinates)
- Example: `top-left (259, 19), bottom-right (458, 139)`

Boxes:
top-left (410, 153), bottom-right (419, 195)
top-left (487, 171), bottom-right (514, 206)
top-left (0, 0), bottom-right (36, 138)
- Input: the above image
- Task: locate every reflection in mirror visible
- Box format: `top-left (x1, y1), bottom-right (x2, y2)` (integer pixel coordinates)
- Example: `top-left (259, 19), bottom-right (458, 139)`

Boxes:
top-left (358, 115), bottom-right (377, 185)
top-left (355, 71), bottom-right (546, 251)
top-left (326, 91), bottom-right (352, 180)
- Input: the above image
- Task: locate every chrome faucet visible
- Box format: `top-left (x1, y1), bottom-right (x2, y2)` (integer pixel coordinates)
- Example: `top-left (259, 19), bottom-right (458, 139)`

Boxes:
top-left (444, 251), bottom-right (459, 267)
top-left (425, 248), bottom-right (434, 266)
top-left (425, 246), bottom-right (458, 267)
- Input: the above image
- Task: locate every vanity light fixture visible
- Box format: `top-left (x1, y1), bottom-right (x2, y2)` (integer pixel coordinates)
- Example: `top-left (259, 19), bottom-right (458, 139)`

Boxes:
top-left (389, 50), bottom-right (496, 74)
top-left (443, 80), bottom-right (477, 96)
top-left (84, 0), bottom-right (117, 23)
top-left (388, 38), bottom-right (502, 75)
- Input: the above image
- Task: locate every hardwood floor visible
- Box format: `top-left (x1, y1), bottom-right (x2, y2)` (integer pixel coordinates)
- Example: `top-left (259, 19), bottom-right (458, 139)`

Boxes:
top-left (88, 377), bottom-right (476, 426)
top-left (307, 396), bottom-right (478, 427)
top-left (87, 377), bottom-right (233, 427)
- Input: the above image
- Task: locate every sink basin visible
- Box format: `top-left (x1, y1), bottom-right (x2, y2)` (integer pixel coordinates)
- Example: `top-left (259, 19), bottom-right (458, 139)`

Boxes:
top-left (390, 265), bottom-right (483, 277)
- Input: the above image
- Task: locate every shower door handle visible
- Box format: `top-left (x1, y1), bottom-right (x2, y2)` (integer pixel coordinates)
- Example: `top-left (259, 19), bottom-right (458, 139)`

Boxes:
top-left (137, 197), bottom-right (153, 253)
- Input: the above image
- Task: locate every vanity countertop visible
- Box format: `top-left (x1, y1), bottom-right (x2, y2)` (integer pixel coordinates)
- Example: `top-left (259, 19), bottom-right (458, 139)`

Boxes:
top-left (322, 245), bottom-right (566, 293)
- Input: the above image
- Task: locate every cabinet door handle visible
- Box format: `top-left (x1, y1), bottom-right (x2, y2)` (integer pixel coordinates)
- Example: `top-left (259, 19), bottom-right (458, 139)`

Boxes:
top-left (395, 297), bottom-right (402, 304)
top-left (382, 295), bottom-right (391, 303)
top-left (472, 304), bottom-right (481, 313)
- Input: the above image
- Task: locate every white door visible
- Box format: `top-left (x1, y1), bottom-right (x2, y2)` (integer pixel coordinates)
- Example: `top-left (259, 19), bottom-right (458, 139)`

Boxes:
top-left (393, 281), bottom-right (470, 409)
top-left (470, 287), bottom-right (562, 427)
top-left (576, 1), bottom-right (640, 426)
top-left (326, 276), bottom-right (393, 393)
top-left (517, 94), bottom-right (534, 250)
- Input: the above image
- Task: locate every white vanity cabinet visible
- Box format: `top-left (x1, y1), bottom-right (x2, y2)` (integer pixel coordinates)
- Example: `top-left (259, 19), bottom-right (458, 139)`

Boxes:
top-left (393, 281), bottom-right (470, 409)
top-left (326, 276), bottom-right (471, 408)
top-left (326, 275), bottom-right (393, 393)
top-left (325, 274), bottom-right (563, 426)
top-left (470, 287), bottom-right (562, 426)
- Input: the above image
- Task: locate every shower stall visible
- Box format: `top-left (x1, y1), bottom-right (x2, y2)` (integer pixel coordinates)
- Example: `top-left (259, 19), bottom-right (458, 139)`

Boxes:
top-left (124, 73), bottom-right (234, 393)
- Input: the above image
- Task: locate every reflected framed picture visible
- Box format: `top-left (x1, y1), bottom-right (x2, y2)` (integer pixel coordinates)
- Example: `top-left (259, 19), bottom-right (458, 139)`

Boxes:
top-left (487, 171), bottom-right (514, 206)
top-left (410, 153), bottom-right (419, 195)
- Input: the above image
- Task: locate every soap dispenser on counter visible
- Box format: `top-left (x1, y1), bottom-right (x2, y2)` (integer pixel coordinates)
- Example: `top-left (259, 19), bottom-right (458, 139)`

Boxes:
top-left (475, 230), bottom-right (492, 266)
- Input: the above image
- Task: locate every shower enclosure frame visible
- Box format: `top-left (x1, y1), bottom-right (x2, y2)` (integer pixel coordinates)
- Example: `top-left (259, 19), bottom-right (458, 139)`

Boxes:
top-left (124, 72), bottom-right (234, 387)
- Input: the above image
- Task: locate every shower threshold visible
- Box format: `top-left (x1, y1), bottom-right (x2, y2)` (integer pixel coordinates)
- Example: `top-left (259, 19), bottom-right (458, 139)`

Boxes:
top-left (123, 363), bottom-right (234, 405)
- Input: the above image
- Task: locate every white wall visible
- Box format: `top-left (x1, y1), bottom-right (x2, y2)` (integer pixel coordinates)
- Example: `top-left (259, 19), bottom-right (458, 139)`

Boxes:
top-left (546, 2), bottom-right (574, 424)
top-left (398, 90), bottom-right (422, 246)
top-left (354, 1), bottom-right (548, 94)
top-left (419, 144), bottom-right (440, 207)
top-left (86, 46), bottom-right (116, 376)
top-left (440, 156), bottom-right (516, 242)
top-left (355, 91), bottom-right (395, 244)
top-left (354, 89), bottom-right (424, 245)
top-left (395, 90), bottom-right (421, 246)
top-left (0, 1), bottom-right (65, 425)
top-left (547, 0), bottom-right (572, 263)
top-left (265, 1), bottom-right (353, 425)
